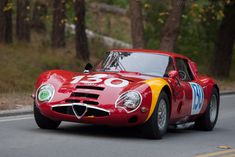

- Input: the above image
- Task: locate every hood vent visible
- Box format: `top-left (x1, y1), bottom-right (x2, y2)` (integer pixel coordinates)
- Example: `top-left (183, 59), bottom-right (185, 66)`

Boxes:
top-left (65, 86), bottom-right (103, 106)
top-left (65, 99), bottom-right (80, 103)
top-left (76, 86), bottom-right (104, 91)
top-left (71, 92), bottom-right (99, 99)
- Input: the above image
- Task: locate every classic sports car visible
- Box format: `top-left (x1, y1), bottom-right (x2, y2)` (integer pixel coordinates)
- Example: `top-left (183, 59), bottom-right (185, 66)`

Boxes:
top-left (33, 49), bottom-right (220, 139)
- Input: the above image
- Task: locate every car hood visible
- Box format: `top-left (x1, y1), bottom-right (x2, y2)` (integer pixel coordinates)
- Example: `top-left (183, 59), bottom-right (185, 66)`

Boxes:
top-left (49, 71), bottom-right (157, 105)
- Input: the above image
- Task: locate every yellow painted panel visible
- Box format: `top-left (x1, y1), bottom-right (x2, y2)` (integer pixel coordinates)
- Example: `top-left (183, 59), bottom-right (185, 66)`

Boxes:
top-left (144, 78), bottom-right (170, 122)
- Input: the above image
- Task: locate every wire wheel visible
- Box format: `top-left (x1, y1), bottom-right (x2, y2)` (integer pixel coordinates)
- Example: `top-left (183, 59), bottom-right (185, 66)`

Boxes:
top-left (157, 99), bottom-right (167, 130)
top-left (209, 94), bottom-right (218, 123)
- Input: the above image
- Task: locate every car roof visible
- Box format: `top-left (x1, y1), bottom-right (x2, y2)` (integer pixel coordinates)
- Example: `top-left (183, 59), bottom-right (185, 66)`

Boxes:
top-left (111, 49), bottom-right (189, 60)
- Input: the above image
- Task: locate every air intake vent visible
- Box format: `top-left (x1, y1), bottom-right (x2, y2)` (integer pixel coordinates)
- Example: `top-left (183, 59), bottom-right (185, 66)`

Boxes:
top-left (85, 108), bottom-right (109, 117)
top-left (52, 104), bottom-right (110, 118)
top-left (76, 86), bottom-right (104, 91)
top-left (71, 92), bottom-right (99, 99)
top-left (52, 106), bottom-right (74, 115)
top-left (65, 99), bottom-right (80, 103)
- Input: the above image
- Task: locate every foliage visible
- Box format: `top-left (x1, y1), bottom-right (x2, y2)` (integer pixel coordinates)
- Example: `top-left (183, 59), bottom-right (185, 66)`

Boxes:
top-left (0, 0), bottom-right (235, 93)
top-left (144, 1), bottom-right (170, 49)
top-left (95, 0), bottom-right (128, 8)
top-left (143, 0), bottom-right (233, 74)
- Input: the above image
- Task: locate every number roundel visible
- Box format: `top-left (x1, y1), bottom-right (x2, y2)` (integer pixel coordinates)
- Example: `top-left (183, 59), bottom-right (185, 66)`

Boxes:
top-left (104, 78), bottom-right (129, 88)
top-left (190, 82), bottom-right (204, 115)
top-left (71, 74), bottom-right (129, 88)
top-left (80, 74), bottom-right (108, 84)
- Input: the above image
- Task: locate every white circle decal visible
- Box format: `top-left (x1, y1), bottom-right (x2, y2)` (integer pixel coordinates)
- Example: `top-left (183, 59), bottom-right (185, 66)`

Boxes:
top-left (104, 78), bottom-right (129, 88)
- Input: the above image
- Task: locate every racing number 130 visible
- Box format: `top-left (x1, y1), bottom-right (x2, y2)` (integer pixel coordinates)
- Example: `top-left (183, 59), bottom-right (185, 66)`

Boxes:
top-left (70, 74), bottom-right (129, 88)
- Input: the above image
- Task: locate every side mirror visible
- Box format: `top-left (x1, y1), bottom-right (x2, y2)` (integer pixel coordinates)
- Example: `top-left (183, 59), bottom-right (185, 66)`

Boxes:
top-left (84, 63), bottom-right (93, 73)
top-left (168, 70), bottom-right (179, 79)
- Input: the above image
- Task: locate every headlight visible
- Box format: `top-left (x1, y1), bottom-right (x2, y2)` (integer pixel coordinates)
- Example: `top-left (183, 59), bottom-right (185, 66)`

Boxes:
top-left (115, 91), bottom-right (142, 113)
top-left (37, 84), bottom-right (55, 102)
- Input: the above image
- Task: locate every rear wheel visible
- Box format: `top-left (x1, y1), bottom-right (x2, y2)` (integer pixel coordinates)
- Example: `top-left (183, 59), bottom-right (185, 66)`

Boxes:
top-left (194, 87), bottom-right (219, 131)
top-left (141, 91), bottom-right (169, 139)
top-left (34, 103), bottom-right (61, 129)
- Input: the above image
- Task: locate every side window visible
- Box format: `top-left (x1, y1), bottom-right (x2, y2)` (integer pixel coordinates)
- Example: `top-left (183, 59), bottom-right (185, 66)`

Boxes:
top-left (175, 58), bottom-right (194, 81)
top-left (164, 57), bottom-right (175, 77)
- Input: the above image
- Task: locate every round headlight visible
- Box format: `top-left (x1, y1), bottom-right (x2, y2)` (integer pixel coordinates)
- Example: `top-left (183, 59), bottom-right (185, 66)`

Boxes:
top-left (37, 84), bottom-right (55, 102)
top-left (115, 91), bottom-right (142, 113)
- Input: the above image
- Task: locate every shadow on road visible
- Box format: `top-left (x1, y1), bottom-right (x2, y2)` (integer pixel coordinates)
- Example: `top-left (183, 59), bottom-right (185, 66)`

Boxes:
top-left (57, 124), bottom-right (143, 139)
top-left (29, 122), bottom-right (220, 140)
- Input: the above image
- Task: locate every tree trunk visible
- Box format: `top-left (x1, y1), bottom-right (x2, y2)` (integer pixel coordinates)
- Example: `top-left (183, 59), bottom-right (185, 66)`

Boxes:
top-left (74, 0), bottom-right (90, 61)
top-left (89, 3), bottom-right (128, 16)
top-left (16, 0), bottom-right (31, 42)
top-left (129, 0), bottom-right (145, 48)
top-left (0, 0), bottom-right (12, 44)
top-left (31, 1), bottom-right (48, 33)
top-left (51, 0), bottom-right (66, 48)
top-left (159, 0), bottom-right (186, 52)
top-left (210, 2), bottom-right (235, 78)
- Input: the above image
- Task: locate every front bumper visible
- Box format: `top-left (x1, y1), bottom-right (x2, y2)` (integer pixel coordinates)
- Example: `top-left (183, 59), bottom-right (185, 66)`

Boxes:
top-left (37, 103), bottom-right (149, 126)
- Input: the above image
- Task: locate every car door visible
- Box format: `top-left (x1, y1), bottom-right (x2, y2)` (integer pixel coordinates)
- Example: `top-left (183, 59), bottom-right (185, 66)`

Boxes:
top-left (174, 58), bottom-right (203, 118)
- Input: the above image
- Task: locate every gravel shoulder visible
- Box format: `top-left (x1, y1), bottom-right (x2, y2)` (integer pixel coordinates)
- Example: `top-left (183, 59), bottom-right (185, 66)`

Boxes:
top-left (0, 93), bottom-right (32, 111)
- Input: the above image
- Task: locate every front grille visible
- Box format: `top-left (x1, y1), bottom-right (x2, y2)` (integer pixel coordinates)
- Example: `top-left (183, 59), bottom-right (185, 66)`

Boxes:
top-left (76, 86), bottom-right (104, 91)
top-left (71, 92), bottom-right (99, 99)
top-left (85, 108), bottom-right (109, 117)
top-left (73, 105), bottom-right (87, 117)
top-left (52, 104), bottom-right (109, 118)
top-left (52, 106), bottom-right (74, 115)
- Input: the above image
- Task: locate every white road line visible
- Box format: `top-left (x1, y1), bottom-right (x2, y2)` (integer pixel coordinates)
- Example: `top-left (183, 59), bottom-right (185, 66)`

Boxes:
top-left (0, 115), bottom-right (33, 123)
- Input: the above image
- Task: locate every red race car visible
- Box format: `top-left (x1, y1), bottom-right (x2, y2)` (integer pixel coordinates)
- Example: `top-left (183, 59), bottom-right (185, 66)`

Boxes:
top-left (33, 49), bottom-right (220, 139)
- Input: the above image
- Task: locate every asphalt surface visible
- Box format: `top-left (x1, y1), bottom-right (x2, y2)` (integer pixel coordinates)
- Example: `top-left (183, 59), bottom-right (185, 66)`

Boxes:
top-left (0, 95), bottom-right (235, 157)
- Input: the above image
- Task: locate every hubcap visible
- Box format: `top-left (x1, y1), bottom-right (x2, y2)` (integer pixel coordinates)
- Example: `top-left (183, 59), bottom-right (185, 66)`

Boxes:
top-left (158, 99), bottom-right (167, 130)
top-left (209, 94), bottom-right (218, 123)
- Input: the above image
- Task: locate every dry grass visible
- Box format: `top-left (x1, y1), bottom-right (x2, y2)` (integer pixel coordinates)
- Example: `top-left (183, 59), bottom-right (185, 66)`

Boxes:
top-left (0, 32), bottom-right (110, 110)
top-left (0, 32), bottom-right (109, 93)
top-left (0, 92), bottom-right (32, 110)
top-left (86, 10), bottom-right (131, 43)
top-left (217, 80), bottom-right (235, 91)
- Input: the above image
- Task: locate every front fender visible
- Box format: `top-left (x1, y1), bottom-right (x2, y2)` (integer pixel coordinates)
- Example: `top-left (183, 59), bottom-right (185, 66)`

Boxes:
top-left (34, 70), bottom-right (78, 104)
top-left (144, 78), bottom-right (171, 122)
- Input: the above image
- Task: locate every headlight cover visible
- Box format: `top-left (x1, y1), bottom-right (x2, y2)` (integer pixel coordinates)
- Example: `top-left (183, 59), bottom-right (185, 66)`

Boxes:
top-left (37, 84), bottom-right (55, 102)
top-left (115, 90), bottom-right (142, 113)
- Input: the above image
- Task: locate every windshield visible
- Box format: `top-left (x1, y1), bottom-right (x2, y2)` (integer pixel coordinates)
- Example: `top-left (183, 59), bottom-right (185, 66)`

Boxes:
top-left (96, 51), bottom-right (174, 77)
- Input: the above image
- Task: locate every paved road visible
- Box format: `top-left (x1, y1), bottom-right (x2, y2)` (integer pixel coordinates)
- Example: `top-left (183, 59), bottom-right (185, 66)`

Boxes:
top-left (0, 95), bottom-right (235, 157)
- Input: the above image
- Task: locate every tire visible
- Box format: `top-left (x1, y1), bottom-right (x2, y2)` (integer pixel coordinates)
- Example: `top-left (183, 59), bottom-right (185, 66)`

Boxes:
top-left (194, 87), bottom-right (219, 131)
top-left (141, 91), bottom-right (169, 139)
top-left (34, 103), bottom-right (61, 129)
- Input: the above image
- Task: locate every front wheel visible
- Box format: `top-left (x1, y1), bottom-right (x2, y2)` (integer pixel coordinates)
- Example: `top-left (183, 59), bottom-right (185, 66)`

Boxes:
top-left (141, 91), bottom-right (169, 139)
top-left (34, 103), bottom-right (61, 129)
top-left (194, 87), bottom-right (219, 131)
